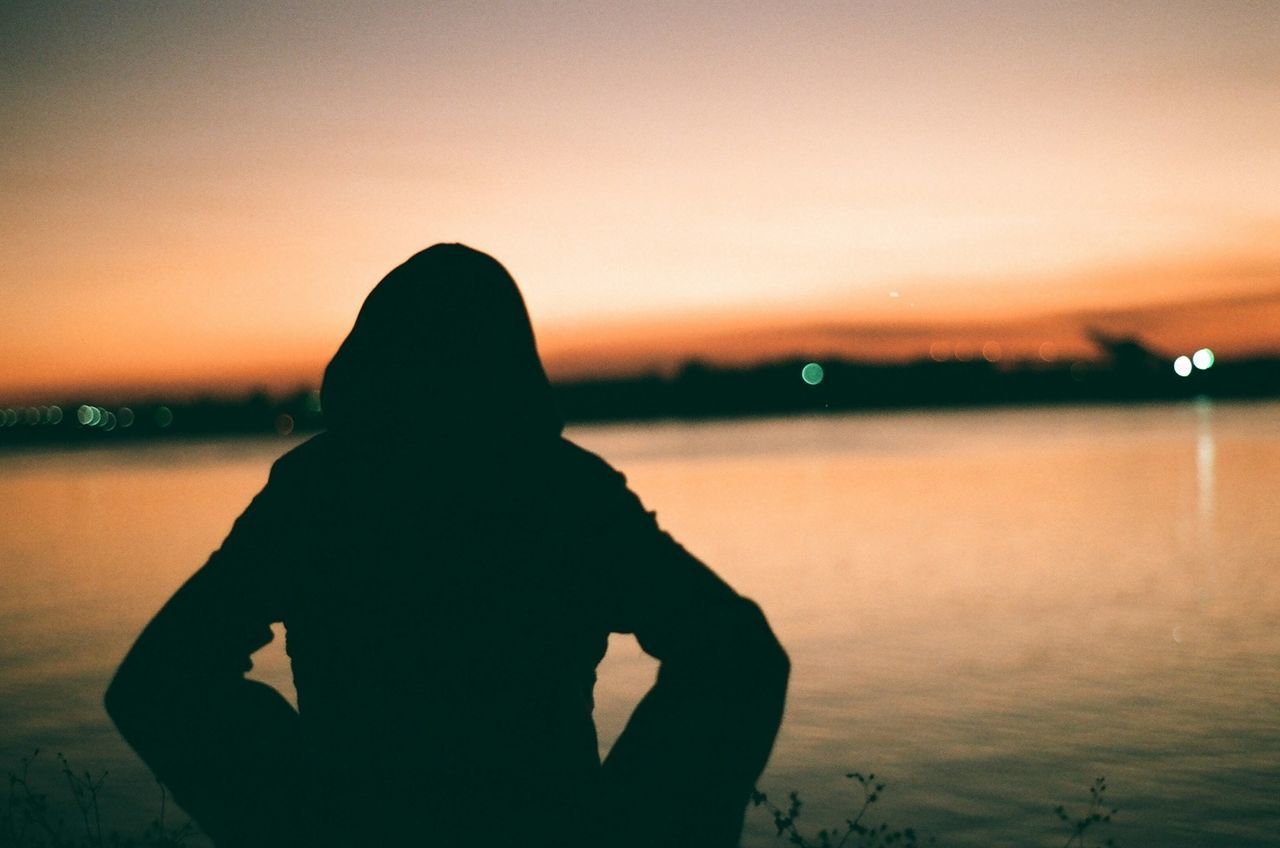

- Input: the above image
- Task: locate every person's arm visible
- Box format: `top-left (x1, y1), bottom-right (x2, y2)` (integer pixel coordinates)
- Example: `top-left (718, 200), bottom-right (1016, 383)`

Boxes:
top-left (583, 461), bottom-right (790, 848)
top-left (104, 455), bottom-right (310, 847)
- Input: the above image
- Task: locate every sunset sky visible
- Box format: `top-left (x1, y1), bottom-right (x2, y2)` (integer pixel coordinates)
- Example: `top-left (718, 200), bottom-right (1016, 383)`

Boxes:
top-left (3, 1), bottom-right (1279, 398)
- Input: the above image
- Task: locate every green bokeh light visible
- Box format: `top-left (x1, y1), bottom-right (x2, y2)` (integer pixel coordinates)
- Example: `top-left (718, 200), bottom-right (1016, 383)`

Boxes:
top-left (802, 362), bottom-right (824, 385)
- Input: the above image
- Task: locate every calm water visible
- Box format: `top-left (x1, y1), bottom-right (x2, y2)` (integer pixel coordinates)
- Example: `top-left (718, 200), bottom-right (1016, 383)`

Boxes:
top-left (2, 402), bottom-right (1277, 846)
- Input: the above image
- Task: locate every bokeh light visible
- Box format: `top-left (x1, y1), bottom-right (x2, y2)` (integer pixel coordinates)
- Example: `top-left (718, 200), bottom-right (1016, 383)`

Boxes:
top-left (1192, 348), bottom-right (1215, 370)
top-left (801, 363), bottom-right (824, 386)
top-left (1173, 356), bottom-right (1193, 377)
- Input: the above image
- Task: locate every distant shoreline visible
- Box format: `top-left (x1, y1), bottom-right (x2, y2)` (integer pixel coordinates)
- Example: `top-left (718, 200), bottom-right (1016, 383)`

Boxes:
top-left (3, 345), bottom-right (1277, 452)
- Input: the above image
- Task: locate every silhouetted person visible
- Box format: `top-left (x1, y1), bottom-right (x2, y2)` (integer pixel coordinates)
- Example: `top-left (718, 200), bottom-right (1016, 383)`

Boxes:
top-left (104, 244), bottom-right (789, 847)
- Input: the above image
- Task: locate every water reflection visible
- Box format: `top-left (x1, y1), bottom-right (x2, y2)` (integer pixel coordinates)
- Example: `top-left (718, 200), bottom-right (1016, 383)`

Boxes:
top-left (1, 403), bottom-right (1277, 846)
top-left (1196, 398), bottom-right (1215, 529)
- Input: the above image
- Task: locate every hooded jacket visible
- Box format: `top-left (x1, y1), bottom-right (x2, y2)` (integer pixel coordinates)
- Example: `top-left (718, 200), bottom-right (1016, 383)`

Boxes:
top-left (104, 244), bottom-right (789, 848)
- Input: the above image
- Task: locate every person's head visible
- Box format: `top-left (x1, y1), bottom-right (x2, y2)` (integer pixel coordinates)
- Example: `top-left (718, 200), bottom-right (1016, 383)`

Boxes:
top-left (321, 244), bottom-right (562, 442)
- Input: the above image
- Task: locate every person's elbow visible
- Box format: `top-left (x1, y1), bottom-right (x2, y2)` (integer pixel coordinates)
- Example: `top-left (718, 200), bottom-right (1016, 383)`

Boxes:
top-left (103, 659), bottom-right (149, 735)
top-left (103, 646), bottom-right (176, 739)
top-left (688, 595), bottom-right (788, 697)
top-left (736, 597), bottom-right (789, 693)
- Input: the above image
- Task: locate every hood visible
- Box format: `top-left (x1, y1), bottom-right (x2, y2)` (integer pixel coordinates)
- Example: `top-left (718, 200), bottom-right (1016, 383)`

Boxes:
top-left (321, 244), bottom-right (563, 442)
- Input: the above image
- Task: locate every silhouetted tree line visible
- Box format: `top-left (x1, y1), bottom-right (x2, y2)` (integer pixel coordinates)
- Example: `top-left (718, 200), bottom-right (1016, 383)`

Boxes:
top-left (3, 343), bottom-right (1278, 449)
top-left (558, 348), bottom-right (1280, 422)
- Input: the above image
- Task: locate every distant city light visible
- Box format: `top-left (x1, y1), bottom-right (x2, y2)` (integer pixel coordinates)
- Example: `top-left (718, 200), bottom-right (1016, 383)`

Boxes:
top-left (801, 362), bottom-right (825, 385)
top-left (1173, 356), bottom-right (1193, 377)
top-left (1192, 348), bottom-right (1215, 370)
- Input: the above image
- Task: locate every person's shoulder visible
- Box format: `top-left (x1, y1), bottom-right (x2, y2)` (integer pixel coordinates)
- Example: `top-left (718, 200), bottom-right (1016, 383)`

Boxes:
top-left (542, 438), bottom-right (651, 520)
top-left (271, 430), bottom-right (329, 465)
top-left (263, 431), bottom-right (338, 490)
top-left (551, 438), bottom-right (628, 486)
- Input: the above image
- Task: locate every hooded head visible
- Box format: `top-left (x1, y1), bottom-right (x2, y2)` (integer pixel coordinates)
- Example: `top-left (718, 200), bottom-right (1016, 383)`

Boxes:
top-left (321, 244), bottom-right (563, 442)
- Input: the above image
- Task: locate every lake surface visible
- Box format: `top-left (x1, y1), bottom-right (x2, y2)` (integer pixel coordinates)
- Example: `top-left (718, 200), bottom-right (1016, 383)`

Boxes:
top-left (2, 402), bottom-right (1278, 846)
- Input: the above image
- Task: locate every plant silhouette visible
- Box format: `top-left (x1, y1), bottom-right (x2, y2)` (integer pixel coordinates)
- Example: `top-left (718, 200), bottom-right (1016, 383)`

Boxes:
top-left (5, 753), bottom-right (1121, 848)
top-left (1054, 777), bottom-right (1119, 848)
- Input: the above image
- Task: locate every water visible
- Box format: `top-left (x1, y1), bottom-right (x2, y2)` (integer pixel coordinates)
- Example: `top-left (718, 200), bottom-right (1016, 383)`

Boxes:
top-left (2, 402), bottom-right (1277, 846)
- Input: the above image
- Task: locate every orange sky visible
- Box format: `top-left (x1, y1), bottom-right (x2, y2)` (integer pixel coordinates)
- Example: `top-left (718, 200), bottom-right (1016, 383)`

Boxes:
top-left (3, 2), bottom-right (1279, 400)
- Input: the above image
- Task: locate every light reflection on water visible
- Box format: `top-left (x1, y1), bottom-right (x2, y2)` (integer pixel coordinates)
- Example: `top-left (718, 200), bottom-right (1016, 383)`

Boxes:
top-left (1, 402), bottom-right (1278, 846)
